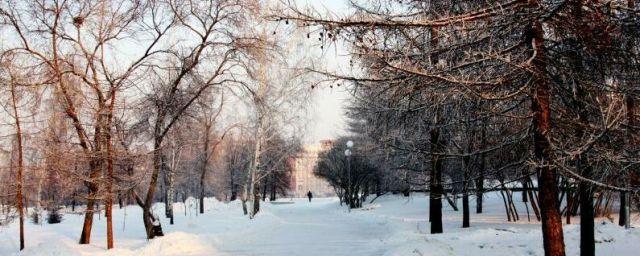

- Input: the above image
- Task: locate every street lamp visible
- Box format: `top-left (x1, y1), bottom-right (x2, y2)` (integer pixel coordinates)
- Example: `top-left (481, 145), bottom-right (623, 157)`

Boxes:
top-left (345, 140), bottom-right (353, 212)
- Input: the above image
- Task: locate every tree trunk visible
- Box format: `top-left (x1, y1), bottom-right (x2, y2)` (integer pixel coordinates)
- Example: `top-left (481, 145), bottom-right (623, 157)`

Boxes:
top-left (79, 191), bottom-right (96, 244)
top-left (506, 188), bottom-right (519, 221)
top-left (230, 169), bottom-right (237, 201)
top-left (270, 176), bottom-right (277, 201)
top-left (248, 114), bottom-right (264, 219)
top-left (106, 176), bottom-right (114, 249)
top-left (254, 192), bottom-right (260, 213)
top-left (11, 80), bottom-right (25, 250)
top-left (200, 125), bottom-right (211, 214)
top-left (429, 121), bottom-right (444, 234)
top-left (500, 188), bottom-right (512, 222)
top-left (35, 178), bottom-right (42, 224)
top-left (262, 177), bottom-right (268, 202)
top-left (476, 126), bottom-right (486, 214)
top-left (167, 154), bottom-right (176, 225)
top-left (565, 189), bottom-right (572, 225)
top-left (79, 156), bottom-right (102, 244)
top-left (105, 132), bottom-right (114, 249)
top-left (527, 178), bottom-right (542, 221)
top-left (242, 185), bottom-right (248, 215)
top-left (575, 95), bottom-right (595, 256)
top-left (143, 136), bottom-right (164, 239)
top-left (533, 56), bottom-right (567, 255)
top-left (619, 191), bottom-right (627, 226)
top-left (528, 5), bottom-right (566, 254)
top-left (428, 26), bottom-right (443, 234)
top-left (462, 188), bottom-right (470, 228)
top-left (523, 182), bottom-right (532, 222)
top-left (162, 182), bottom-right (167, 215)
top-left (623, 0), bottom-right (637, 230)
top-left (199, 178), bottom-right (205, 214)
top-left (105, 89), bottom-right (116, 249)
top-left (462, 154), bottom-right (470, 228)
top-left (567, 2), bottom-right (596, 254)
top-left (579, 171), bottom-right (595, 256)
top-left (80, 112), bottom-right (106, 244)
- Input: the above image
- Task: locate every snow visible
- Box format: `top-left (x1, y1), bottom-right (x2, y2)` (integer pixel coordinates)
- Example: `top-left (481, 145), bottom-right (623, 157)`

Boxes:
top-left (0, 193), bottom-right (638, 256)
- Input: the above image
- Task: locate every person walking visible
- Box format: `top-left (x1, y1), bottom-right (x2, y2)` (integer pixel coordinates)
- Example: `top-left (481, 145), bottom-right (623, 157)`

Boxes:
top-left (307, 191), bottom-right (313, 202)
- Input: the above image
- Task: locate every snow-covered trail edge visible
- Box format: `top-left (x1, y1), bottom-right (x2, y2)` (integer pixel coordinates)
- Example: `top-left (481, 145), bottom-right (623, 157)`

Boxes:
top-left (1, 192), bottom-right (639, 256)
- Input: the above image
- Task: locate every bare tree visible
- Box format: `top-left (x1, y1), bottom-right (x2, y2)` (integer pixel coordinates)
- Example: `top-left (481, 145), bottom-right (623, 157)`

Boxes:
top-left (0, 55), bottom-right (29, 250)
top-left (1, 0), bottom-right (180, 246)
top-left (135, 0), bottom-right (254, 238)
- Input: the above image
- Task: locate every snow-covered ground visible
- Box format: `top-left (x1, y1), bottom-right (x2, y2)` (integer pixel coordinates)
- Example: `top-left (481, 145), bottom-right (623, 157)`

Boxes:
top-left (0, 192), bottom-right (638, 256)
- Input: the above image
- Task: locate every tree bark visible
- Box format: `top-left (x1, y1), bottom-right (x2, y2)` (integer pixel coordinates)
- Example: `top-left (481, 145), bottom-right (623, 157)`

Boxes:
top-left (623, 0), bottom-right (636, 229)
top-left (167, 152), bottom-right (176, 225)
top-left (10, 79), bottom-right (25, 250)
top-left (579, 168), bottom-right (595, 256)
top-left (523, 181), bottom-right (532, 221)
top-left (79, 160), bottom-right (101, 244)
top-left (254, 192), bottom-right (260, 213)
top-left (105, 143), bottom-right (114, 249)
top-left (230, 172), bottom-right (237, 201)
top-left (462, 149), bottom-right (470, 228)
top-left (248, 113), bottom-right (264, 219)
top-left (429, 120), bottom-right (444, 234)
top-left (72, 192), bottom-right (76, 212)
top-left (500, 188), bottom-right (512, 222)
top-left (527, 177), bottom-right (542, 221)
top-left (506, 187), bottom-right (519, 221)
top-left (105, 160), bottom-right (114, 249)
top-left (462, 186), bottom-right (470, 228)
top-left (262, 178), bottom-right (268, 202)
top-left (476, 117), bottom-right (487, 214)
top-left (270, 175), bottom-right (277, 201)
top-left (565, 185), bottom-right (572, 225)
top-left (567, 2), bottom-right (595, 254)
top-left (200, 123), bottom-right (211, 213)
top-left (528, 3), bottom-right (566, 254)
top-left (80, 109), bottom-right (106, 244)
top-left (427, 25), bottom-right (444, 234)
top-left (105, 87), bottom-right (117, 249)
top-left (619, 191), bottom-right (627, 226)
top-left (143, 135), bottom-right (164, 239)
top-left (242, 186), bottom-right (248, 215)
top-left (533, 55), bottom-right (566, 255)
top-left (200, 125), bottom-right (211, 214)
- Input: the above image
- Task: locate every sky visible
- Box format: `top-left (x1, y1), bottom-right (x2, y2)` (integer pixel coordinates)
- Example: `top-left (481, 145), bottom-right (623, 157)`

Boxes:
top-left (294, 0), bottom-right (353, 144)
top-left (0, 0), bottom-right (355, 144)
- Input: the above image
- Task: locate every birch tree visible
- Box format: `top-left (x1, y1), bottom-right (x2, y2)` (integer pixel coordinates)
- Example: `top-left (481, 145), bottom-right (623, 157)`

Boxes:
top-left (1, 0), bottom-right (179, 247)
top-left (135, 0), bottom-right (255, 238)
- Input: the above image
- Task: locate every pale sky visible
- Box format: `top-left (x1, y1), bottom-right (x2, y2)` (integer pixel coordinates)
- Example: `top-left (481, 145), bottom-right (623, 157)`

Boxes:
top-left (294, 0), bottom-right (353, 144)
top-left (0, 0), bottom-right (355, 144)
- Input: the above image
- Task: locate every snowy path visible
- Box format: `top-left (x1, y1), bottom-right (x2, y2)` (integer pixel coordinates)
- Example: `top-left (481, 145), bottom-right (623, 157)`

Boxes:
top-left (217, 199), bottom-right (389, 256)
top-left (1, 193), bottom-right (639, 256)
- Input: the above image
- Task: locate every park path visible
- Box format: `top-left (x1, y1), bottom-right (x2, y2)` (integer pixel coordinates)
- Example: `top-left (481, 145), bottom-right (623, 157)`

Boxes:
top-left (215, 198), bottom-right (391, 256)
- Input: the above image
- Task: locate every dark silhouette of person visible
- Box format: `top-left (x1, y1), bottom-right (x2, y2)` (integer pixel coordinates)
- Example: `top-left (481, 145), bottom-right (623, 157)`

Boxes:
top-left (307, 191), bottom-right (313, 202)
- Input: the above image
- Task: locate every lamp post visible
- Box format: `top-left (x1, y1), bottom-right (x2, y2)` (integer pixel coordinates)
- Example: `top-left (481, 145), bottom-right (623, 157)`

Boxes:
top-left (345, 140), bottom-right (354, 212)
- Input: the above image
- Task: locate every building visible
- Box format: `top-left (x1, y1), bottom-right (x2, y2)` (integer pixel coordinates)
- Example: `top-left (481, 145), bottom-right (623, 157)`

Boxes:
top-left (289, 140), bottom-right (335, 197)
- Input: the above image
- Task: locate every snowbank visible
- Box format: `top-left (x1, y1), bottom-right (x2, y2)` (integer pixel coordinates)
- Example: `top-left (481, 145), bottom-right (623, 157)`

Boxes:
top-left (0, 192), bottom-right (638, 256)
